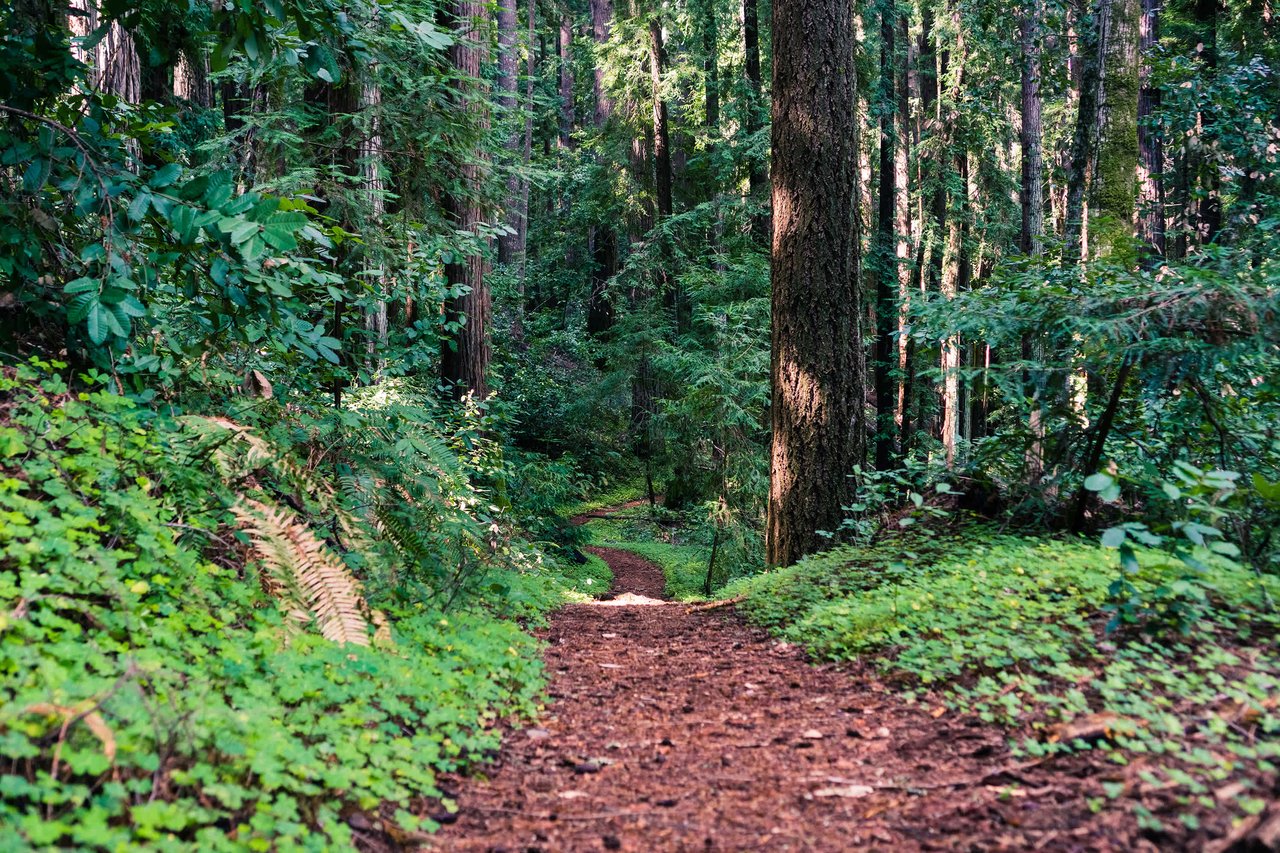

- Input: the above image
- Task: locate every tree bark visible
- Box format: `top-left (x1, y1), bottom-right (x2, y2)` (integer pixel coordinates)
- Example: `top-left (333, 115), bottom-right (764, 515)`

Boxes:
top-left (1137, 0), bottom-right (1165, 262)
top-left (743, 0), bottom-right (767, 241)
top-left (1092, 0), bottom-right (1140, 254)
top-left (648, 17), bottom-right (673, 221)
top-left (1063, 0), bottom-right (1108, 262)
top-left (766, 0), bottom-right (864, 567)
top-left (587, 0), bottom-right (616, 339)
top-left (440, 0), bottom-right (492, 400)
top-left (872, 6), bottom-right (898, 472)
top-left (1020, 0), bottom-right (1048, 482)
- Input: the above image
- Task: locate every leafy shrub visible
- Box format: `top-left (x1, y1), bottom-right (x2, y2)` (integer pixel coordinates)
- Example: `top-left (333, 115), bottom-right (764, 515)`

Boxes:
top-left (0, 363), bottom-right (560, 848)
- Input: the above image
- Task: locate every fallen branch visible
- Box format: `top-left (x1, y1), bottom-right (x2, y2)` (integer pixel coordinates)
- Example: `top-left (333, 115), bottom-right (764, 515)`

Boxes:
top-left (685, 595), bottom-right (746, 613)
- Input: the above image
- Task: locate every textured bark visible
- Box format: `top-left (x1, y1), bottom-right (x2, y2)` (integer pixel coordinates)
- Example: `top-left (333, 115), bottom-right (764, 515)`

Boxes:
top-left (766, 0), bottom-right (864, 567)
top-left (893, 12), bottom-right (913, 438)
top-left (1063, 0), bottom-right (1107, 262)
top-left (69, 1), bottom-right (140, 103)
top-left (1137, 0), bottom-right (1165, 262)
top-left (587, 0), bottom-right (616, 338)
top-left (1092, 0), bottom-right (1140, 253)
top-left (872, 7), bottom-right (898, 472)
top-left (497, 0), bottom-right (521, 267)
top-left (743, 0), bottom-right (767, 240)
top-left (590, 0), bottom-right (614, 127)
top-left (174, 49), bottom-right (212, 107)
top-left (441, 0), bottom-right (492, 400)
top-left (648, 18), bottom-right (673, 221)
top-left (1020, 0), bottom-right (1047, 481)
top-left (1020, 1), bottom-right (1045, 257)
top-left (360, 75), bottom-right (387, 366)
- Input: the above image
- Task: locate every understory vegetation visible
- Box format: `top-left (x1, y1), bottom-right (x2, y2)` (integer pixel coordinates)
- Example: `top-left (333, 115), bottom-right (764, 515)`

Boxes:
top-left (2, 0), bottom-right (1279, 846)
top-left (728, 528), bottom-right (1280, 834)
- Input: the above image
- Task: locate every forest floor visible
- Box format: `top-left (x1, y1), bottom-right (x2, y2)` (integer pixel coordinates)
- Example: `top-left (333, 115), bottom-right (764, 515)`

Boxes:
top-left (423, 508), bottom-right (1187, 852)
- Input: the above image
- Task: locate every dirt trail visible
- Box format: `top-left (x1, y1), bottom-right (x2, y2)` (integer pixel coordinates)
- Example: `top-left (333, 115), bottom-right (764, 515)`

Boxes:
top-left (428, 520), bottom-right (1154, 852)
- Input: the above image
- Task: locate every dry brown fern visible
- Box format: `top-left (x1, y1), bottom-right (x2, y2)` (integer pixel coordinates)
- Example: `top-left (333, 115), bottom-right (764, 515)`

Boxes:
top-left (232, 498), bottom-right (372, 647)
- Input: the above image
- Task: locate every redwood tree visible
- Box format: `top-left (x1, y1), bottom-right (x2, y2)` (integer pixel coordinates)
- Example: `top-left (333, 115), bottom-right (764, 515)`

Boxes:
top-left (766, 0), bottom-right (864, 567)
top-left (440, 0), bottom-right (492, 399)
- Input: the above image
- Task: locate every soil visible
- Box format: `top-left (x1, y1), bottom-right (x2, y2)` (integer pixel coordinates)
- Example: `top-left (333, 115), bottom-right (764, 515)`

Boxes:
top-left (421, 511), bottom-right (1244, 852)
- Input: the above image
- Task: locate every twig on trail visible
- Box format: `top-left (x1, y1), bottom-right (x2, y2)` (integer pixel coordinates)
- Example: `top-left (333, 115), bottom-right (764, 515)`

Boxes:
top-left (685, 595), bottom-right (746, 613)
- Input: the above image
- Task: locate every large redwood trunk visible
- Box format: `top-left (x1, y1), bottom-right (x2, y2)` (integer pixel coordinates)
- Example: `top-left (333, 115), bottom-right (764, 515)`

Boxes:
top-left (766, 0), bottom-right (865, 567)
top-left (440, 1), bottom-right (492, 400)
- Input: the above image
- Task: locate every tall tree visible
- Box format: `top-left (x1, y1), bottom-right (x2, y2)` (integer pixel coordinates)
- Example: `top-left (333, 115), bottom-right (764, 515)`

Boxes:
top-left (872, 1), bottom-right (898, 471)
top-left (440, 0), bottom-right (492, 399)
top-left (1021, 0), bottom-right (1047, 480)
top-left (1063, 0), bottom-right (1108, 261)
top-left (1136, 0), bottom-right (1165, 261)
top-left (766, 0), bottom-right (864, 567)
top-left (743, 0), bottom-right (767, 240)
top-left (1092, 0), bottom-right (1140, 253)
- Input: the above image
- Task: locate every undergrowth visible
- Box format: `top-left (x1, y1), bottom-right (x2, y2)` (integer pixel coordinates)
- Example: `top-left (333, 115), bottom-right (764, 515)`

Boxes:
top-left (725, 530), bottom-right (1280, 833)
top-left (0, 363), bottom-right (586, 849)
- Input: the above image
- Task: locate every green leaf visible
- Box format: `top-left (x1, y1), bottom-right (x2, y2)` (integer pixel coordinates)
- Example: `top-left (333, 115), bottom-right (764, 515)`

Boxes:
top-left (1084, 473), bottom-right (1114, 493)
top-left (128, 191), bottom-right (152, 222)
top-left (85, 302), bottom-right (109, 345)
top-left (64, 278), bottom-right (99, 295)
top-left (149, 163), bottom-right (182, 189)
top-left (1101, 527), bottom-right (1126, 549)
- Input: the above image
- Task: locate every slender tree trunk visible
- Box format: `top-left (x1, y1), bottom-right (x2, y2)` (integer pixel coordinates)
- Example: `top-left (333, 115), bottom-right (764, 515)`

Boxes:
top-left (1193, 0), bottom-right (1220, 245)
top-left (1020, 0), bottom-right (1047, 481)
top-left (587, 0), bottom-right (616, 339)
top-left (1064, 0), bottom-right (1108, 261)
top-left (767, 0), bottom-right (865, 567)
top-left (649, 18), bottom-right (673, 221)
top-left (360, 75), bottom-right (387, 370)
top-left (743, 0), bottom-right (767, 241)
top-left (1136, 0), bottom-right (1165, 263)
top-left (893, 12), bottom-right (914, 439)
top-left (440, 0), bottom-right (492, 399)
top-left (873, 5), bottom-right (898, 471)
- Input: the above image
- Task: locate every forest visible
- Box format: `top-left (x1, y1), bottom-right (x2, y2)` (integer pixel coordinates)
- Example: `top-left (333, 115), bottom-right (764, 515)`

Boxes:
top-left (1, 0), bottom-right (1278, 848)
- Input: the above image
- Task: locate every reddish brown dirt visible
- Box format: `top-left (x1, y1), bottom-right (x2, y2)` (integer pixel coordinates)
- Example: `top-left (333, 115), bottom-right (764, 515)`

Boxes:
top-left (424, 542), bottom-right (1190, 852)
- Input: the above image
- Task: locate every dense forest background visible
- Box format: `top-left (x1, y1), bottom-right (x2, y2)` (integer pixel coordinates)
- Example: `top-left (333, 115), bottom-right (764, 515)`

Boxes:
top-left (1, 0), bottom-right (1279, 847)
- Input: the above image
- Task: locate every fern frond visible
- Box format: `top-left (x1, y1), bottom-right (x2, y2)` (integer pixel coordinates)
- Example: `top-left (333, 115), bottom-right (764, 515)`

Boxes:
top-left (232, 498), bottom-right (371, 647)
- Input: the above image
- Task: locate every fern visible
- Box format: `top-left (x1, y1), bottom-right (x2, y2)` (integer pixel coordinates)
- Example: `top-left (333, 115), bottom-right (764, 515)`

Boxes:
top-left (232, 498), bottom-right (372, 647)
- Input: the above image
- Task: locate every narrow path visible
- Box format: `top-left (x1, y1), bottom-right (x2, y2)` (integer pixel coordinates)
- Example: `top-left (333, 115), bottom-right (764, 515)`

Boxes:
top-left (428, 528), bottom-right (1143, 851)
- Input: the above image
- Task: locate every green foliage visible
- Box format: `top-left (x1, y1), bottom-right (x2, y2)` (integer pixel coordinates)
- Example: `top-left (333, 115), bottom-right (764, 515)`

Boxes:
top-left (0, 362), bottom-right (587, 848)
top-left (727, 530), bottom-right (1280, 825)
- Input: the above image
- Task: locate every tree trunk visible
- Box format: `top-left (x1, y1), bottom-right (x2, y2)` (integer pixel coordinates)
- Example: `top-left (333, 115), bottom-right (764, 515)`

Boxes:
top-left (440, 0), bottom-right (492, 400)
top-left (559, 11), bottom-right (575, 151)
top-left (743, 0), bottom-right (767, 241)
top-left (360, 75), bottom-right (387, 370)
top-left (894, 12), bottom-right (914, 441)
top-left (872, 7), bottom-right (898, 472)
top-left (648, 18), bottom-right (673, 221)
top-left (1020, 0), bottom-right (1047, 481)
top-left (766, 0), bottom-right (864, 567)
top-left (1063, 0), bottom-right (1107, 262)
top-left (587, 0), bottom-right (616, 339)
top-left (1092, 0), bottom-right (1140, 254)
top-left (1136, 0), bottom-right (1165, 262)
